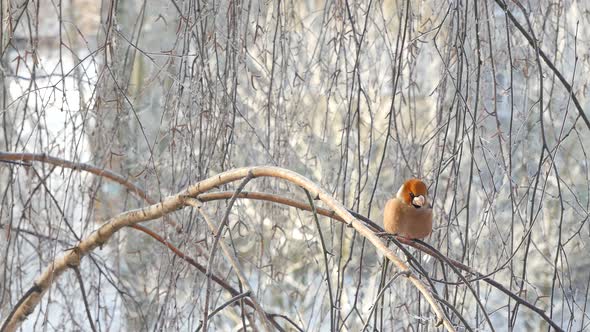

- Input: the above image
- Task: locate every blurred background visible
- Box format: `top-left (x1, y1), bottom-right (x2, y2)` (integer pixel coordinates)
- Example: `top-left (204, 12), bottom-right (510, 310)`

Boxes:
top-left (1, 0), bottom-right (589, 330)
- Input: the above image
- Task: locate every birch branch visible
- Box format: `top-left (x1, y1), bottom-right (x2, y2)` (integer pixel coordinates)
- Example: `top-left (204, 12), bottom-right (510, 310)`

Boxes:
top-left (1, 166), bottom-right (455, 332)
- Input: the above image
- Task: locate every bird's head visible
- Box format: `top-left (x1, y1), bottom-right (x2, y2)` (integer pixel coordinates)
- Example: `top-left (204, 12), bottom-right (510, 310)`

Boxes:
top-left (397, 178), bottom-right (429, 209)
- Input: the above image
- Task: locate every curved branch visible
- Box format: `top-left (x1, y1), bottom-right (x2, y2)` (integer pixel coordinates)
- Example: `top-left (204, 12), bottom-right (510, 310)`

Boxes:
top-left (4, 155), bottom-right (561, 330)
top-left (1, 166), bottom-right (456, 332)
top-left (0, 152), bottom-right (182, 232)
top-left (0, 153), bottom-right (288, 329)
top-left (198, 190), bottom-right (564, 331)
top-left (0, 152), bottom-right (151, 202)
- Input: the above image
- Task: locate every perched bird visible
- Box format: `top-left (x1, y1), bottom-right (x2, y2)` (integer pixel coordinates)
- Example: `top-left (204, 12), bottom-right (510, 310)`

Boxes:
top-left (383, 179), bottom-right (433, 239)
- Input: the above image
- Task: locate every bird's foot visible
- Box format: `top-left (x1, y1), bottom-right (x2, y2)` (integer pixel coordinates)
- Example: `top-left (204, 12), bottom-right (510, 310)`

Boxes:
top-left (375, 232), bottom-right (397, 239)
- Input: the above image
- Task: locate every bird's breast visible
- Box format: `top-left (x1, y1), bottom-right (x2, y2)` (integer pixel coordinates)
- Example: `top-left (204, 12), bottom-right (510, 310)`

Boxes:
top-left (383, 198), bottom-right (433, 239)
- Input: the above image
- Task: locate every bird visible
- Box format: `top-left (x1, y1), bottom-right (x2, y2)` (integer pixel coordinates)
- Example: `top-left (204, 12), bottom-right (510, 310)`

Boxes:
top-left (383, 178), bottom-right (433, 240)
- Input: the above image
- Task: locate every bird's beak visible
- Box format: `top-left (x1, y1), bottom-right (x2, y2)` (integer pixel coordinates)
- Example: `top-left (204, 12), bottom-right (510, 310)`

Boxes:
top-left (412, 195), bottom-right (426, 208)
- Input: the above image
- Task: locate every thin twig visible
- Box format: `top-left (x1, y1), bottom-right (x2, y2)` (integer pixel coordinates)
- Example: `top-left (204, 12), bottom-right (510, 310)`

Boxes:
top-left (361, 271), bottom-right (409, 331)
top-left (0, 152), bottom-right (182, 232)
top-left (73, 267), bottom-right (98, 332)
top-left (304, 189), bottom-right (335, 331)
top-left (185, 197), bottom-right (272, 332)
top-left (195, 291), bottom-right (252, 332)
top-left (492, 0), bottom-right (590, 130)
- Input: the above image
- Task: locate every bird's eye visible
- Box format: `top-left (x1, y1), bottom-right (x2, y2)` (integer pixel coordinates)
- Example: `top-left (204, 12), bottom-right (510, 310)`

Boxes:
top-left (409, 192), bottom-right (415, 200)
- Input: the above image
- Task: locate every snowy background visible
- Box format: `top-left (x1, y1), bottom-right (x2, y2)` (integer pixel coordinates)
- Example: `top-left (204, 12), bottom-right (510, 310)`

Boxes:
top-left (1, 0), bottom-right (589, 330)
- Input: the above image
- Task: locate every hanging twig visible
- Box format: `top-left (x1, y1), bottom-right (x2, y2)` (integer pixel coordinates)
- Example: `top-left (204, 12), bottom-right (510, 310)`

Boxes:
top-left (185, 197), bottom-right (273, 332)
top-left (304, 189), bottom-right (335, 331)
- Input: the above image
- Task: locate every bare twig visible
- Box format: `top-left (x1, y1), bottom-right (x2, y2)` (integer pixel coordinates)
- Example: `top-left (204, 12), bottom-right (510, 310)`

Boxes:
top-left (304, 189), bottom-right (335, 331)
top-left (199, 173), bottom-right (256, 332)
top-left (0, 152), bottom-right (182, 232)
top-left (195, 291), bottom-right (251, 331)
top-left (185, 197), bottom-right (273, 332)
top-left (492, 0), bottom-right (590, 130)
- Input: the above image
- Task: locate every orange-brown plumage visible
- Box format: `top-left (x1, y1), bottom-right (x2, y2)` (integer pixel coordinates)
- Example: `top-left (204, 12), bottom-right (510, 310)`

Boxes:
top-left (383, 179), bottom-right (433, 239)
